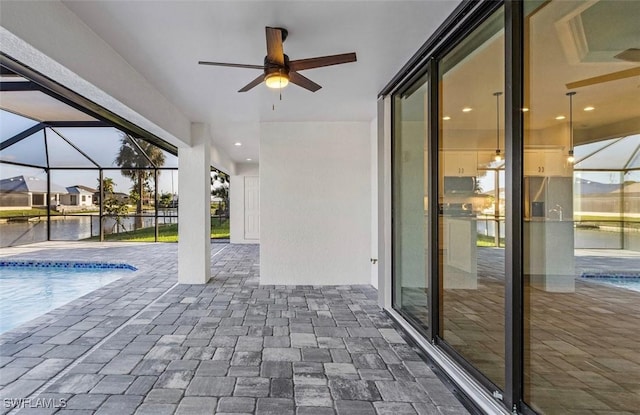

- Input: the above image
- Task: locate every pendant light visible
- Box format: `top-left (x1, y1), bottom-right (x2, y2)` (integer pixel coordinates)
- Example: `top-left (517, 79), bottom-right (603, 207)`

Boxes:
top-left (493, 91), bottom-right (503, 162)
top-left (566, 91), bottom-right (576, 164)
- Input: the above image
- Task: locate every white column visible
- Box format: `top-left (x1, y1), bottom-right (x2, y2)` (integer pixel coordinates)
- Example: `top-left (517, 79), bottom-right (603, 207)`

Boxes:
top-left (178, 123), bottom-right (211, 284)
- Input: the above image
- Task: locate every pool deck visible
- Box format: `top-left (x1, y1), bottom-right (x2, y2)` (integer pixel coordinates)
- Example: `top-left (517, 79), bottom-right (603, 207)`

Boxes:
top-left (0, 242), bottom-right (468, 415)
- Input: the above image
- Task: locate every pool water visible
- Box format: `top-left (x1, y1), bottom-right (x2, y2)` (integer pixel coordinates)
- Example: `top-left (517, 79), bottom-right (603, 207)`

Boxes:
top-left (0, 265), bottom-right (134, 334)
top-left (581, 275), bottom-right (640, 293)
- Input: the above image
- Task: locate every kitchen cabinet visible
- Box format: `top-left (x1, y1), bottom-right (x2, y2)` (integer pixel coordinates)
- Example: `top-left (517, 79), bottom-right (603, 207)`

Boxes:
top-left (524, 150), bottom-right (572, 177)
top-left (442, 151), bottom-right (478, 177)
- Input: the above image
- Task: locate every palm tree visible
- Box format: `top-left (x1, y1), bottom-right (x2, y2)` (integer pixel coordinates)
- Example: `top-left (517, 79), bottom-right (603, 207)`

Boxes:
top-left (116, 134), bottom-right (165, 229)
top-left (211, 171), bottom-right (229, 221)
top-left (97, 177), bottom-right (114, 198)
top-left (97, 176), bottom-right (127, 235)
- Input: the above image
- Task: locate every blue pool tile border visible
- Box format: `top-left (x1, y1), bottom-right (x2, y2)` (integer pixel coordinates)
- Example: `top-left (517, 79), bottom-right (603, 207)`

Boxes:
top-left (0, 260), bottom-right (137, 271)
top-left (581, 272), bottom-right (639, 279)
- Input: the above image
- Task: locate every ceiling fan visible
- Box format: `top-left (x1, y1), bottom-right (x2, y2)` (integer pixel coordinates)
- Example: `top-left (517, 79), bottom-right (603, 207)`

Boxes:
top-left (199, 27), bottom-right (357, 93)
top-left (566, 48), bottom-right (640, 89)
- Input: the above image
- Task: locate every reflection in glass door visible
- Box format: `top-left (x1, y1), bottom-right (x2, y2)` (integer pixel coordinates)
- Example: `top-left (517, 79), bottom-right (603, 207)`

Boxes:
top-left (438, 6), bottom-right (506, 390)
top-left (524, 0), bottom-right (640, 413)
top-left (392, 74), bottom-right (430, 331)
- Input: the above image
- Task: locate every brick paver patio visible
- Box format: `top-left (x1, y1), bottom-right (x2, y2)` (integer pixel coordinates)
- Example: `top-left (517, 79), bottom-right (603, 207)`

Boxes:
top-left (0, 242), bottom-right (468, 415)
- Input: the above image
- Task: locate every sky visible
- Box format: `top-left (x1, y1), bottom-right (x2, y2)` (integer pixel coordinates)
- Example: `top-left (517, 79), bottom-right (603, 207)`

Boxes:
top-left (1, 116), bottom-right (180, 194)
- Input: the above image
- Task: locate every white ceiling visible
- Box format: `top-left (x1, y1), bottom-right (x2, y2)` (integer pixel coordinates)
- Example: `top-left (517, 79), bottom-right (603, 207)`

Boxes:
top-left (61, 0), bottom-right (461, 163)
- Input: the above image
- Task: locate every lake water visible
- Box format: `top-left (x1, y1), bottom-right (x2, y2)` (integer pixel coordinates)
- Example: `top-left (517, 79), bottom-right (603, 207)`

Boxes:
top-left (0, 213), bottom-right (178, 247)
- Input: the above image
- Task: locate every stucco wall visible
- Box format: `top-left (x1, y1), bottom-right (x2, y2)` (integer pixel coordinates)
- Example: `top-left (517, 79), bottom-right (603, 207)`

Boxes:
top-left (260, 122), bottom-right (371, 285)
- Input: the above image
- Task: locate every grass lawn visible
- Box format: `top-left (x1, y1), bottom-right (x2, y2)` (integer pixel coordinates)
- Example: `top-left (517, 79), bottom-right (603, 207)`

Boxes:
top-left (0, 208), bottom-right (57, 218)
top-left (575, 215), bottom-right (623, 222)
top-left (477, 233), bottom-right (505, 247)
top-left (0, 209), bottom-right (103, 218)
top-left (90, 219), bottom-right (229, 242)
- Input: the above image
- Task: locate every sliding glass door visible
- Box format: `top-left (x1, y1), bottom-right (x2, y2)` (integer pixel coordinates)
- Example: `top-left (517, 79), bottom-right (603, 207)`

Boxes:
top-left (389, 1), bottom-right (639, 413)
top-left (392, 73), bottom-right (430, 332)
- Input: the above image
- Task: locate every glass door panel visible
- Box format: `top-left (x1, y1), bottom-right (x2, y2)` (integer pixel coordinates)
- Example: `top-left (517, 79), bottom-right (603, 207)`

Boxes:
top-left (524, 0), bottom-right (640, 413)
top-left (392, 74), bottom-right (430, 331)
top-left (438, 6), bottom-right (506, 390)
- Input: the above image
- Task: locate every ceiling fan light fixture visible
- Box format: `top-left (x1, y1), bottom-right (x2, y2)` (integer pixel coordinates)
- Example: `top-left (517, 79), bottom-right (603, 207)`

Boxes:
top-left (265, 72), bottom-right (289, 89)
top-left (199, 26), bottom-right (356, 93)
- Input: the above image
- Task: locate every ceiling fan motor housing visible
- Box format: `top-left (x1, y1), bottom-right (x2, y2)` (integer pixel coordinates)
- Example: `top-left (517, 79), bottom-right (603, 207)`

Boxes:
top-left (264, 54), bottom-right (290, 71)
top-left (274, 27), bottom-right (288, 42)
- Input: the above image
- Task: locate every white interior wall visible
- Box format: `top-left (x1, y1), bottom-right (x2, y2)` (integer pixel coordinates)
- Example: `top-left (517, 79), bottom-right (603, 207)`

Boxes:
top-left (260, 122), bottom-right (371, 285)
top-left (230, 163), bottom-right (260, 244)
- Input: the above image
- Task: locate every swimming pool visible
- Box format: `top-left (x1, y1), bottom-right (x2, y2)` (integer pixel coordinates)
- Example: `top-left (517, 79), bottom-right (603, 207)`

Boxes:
top-left (581, 273), bottom-right (640, 293)
top-left (0, 261), bottom-right (136, 334)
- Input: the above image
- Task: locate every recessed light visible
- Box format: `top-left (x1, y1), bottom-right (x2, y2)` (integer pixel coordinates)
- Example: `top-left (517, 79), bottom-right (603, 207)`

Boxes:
top-left (246, 158), bottom-right (252, 161)
top-left (462, 107), bottom-right (473, 113)
top-left (555, 115), bottom-right (566, 120)
top-left (443, 116), bottom-right (451, 121)
top-left (522, 108), bottom-right (529, 112)
top-left (584, 106), bottom-right (595, 111)
top-left (234, 142), bottom-right (242, 146)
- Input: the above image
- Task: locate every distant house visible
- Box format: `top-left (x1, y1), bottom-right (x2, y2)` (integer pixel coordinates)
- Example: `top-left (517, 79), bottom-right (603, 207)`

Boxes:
top-left (0, 175), bottom-right (67, 210)
top-left (575, 179), bottom-right (640, 218)
top-left (61, 185), bottom-right (96, 207)
top-left (611, 182), bottom-right (640, 217)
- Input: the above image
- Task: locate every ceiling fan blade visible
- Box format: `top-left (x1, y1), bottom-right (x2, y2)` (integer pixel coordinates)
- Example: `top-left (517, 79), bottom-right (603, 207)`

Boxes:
top-left (265, 27), bottom-right (285, 66)
top-left (289, 52), bottom-right (357, 71)
top-left (566, 67), bottom-right (640, 89)
top-left (199, 61), bottom-right (264, 70)
top-left (238, 74), bottom-right (266, 92)
top-left (289, 71), bottom-right (322, 92)
top-left (615, 48), bottom-right (640, 62)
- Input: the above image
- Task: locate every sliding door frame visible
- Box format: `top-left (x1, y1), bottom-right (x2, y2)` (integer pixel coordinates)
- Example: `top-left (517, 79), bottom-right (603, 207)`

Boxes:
top-left (504, 1), bottom-right (524, 412)
top-left (386, 1), bottom-right (526, 412)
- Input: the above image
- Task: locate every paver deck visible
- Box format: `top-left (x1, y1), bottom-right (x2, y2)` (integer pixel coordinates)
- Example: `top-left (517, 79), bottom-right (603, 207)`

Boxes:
top-left (0, 242), bottom-right (468, 415)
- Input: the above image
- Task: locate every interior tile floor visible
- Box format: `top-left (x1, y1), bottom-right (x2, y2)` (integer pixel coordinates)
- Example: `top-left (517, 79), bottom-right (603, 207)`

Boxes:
top-left (0, 242), bottom-right (469, 415)
top-left (400, 247), bottom-right (640, 415)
